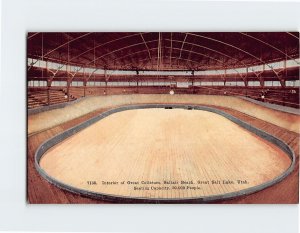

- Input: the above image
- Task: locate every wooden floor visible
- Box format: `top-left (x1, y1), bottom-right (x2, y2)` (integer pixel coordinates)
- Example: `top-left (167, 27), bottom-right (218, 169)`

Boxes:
top-left (39, 109), bottom-right (291, 199)
top-left (27, 105), bottom-right (299, 204)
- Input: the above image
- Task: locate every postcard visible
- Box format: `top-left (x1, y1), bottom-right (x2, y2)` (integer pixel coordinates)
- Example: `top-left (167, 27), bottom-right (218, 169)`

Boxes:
top-left (27, 32), bottom-right (299, 204)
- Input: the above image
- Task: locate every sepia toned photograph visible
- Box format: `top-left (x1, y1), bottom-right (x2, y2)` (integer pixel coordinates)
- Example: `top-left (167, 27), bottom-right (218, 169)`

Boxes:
top-left (27, 32), bottom-right (299, 204)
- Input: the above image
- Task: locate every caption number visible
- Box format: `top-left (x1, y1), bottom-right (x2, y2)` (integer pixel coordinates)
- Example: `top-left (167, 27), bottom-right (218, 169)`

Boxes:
top-left (87, 181), bottom-right (97, 185)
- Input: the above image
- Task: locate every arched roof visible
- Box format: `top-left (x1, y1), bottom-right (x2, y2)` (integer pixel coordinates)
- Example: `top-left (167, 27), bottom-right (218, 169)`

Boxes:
top-left (27, 32), bottom-right (299, 71)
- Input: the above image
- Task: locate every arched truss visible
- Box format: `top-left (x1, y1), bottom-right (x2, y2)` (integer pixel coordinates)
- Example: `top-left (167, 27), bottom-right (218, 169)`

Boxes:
top-left (185, 32), bottom-right (298, 75)
top-left (42, 33), bottom-right (93, 58)
top-left (77, 32), bottom-right (298, 72)
top-left (286, 32), bottom-right (299, 40)
top-left (112, 46), bottom-right (225, 68)
top-left (28, 32), bottom-right (299, 67)
top-left (239, 32), bottom-right (299, 63)
top-left (112, 39), bottom-right (250, 69)
top-left (111, 48), bottom-right (202, 68)
top-left (29, 33), bottom-right (144, 62)
top-left (28, 32), bottom-right (299, 85)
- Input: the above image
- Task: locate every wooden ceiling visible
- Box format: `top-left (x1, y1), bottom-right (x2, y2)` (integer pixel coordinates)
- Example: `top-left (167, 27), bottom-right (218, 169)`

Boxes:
top-left (27, 32), bottom-right (299, 71)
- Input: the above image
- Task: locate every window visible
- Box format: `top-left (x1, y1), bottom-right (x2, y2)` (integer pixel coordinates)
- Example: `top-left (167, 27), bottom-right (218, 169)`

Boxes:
top-left (265, 61), bottom-right (284, 70)
top-left (225, 81), bottom-right (236, 86)
top-left (129, 82), bottom-right (137, 86)
top-left (86, 81), bottom-right (94, 86)
top-left (248, 81), bottom-right (260, 87)
top-left (272, 81), bottom-right (281, 87)
top-left (211, 82), bottom-right (224, 86)
top-left (139, 82), bottom-right (148, 86)
top-left (71, 81), bottom-right (84, 86)
top-left (201, 82), bottom-right (212, 86)
top-left (286, 80), bottom-right (300, 87)
top-left (264, 81), bottom-right (273, 86)
top-left (28, 80), bottom-right (47, 87)
top-left (287, 59), bottom-right (300, 68)
top-left (28, 57), bottom-right (300, 79)
top-left (51, 81), bottom-right (67, 86)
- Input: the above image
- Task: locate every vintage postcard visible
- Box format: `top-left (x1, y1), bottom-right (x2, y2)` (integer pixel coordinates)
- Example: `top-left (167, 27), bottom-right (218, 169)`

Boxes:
top-left (27, 32), bottom-right (299, 204)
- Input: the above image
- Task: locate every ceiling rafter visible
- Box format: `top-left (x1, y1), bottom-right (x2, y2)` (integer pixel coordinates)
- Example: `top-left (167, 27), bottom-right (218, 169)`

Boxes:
top-left (185, 32), bottom-right (288, 83)
top-left (122, 47), bottom-right (224, 68)
top-left (286, 32), bottom-right (299, 40)
top-left (131, 56), bottom-right (203, 69)
top-left (240, 32), bottom-right (299, 64)
top-left (83, 35), bottom-right (246, 71)
top-left (140, 33), bottom-right (152, 62)
top-left (84, 39), bottom-right (159, 66)
top-left (185, 44), bottom-right (195, 69)
top-left (27, 32), bottom-right (299, 78)
top-left (165, 38), bottom-right (247, 68)
top-left (69, 33), bottom-right (144, 62)
top-left (178, 34), bottom-right (188, 60)
top-left (43, 33), bottom-right (92, 58)
top-left (28, 32), bottom-right (40, 40)
top-left (112, 47), bottom-right (203, 70)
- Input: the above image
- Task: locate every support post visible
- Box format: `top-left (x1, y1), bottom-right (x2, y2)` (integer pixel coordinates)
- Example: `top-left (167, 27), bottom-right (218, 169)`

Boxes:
top-left (283, 58), bottom-right (287, 89)
top-left (83, 80), bottom-right (86, 97)
top-left (244, 67), bottom-right (248, 87)
top-left (47, 79), bottom-right (50, 106)
top-left (67, 80), bottom-right (70, 102)
top-left (83, 67), bottom-right (86, 97)
top-left (224, 69), bottom-right (227, 86)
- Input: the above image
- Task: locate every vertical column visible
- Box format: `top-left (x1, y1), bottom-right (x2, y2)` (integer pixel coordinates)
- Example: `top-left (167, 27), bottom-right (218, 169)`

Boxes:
top-left (280, 53), bottom-right (287, 106)
top-left (283, 58), bottom-right (287, 88)
top-left (47, 79), bottom-right (51, 106)
top-left (245, 67), bottom-right (248, 87)
top-left (224, 69), bottom-right (227, 87)
top-left (66, 63), bottom-right (70, 102)
top-left (83, 67), bottom-right (86, 97)
top-left (136, 70), bottom-right (139, 94)
top-left (245, 67), bottom-right (248, 97)
top-left (104, 69), bottom-right (107, 95)
top-left (260, 64), bottom-right (265, 88)
top-left (67, 79), bottom-right (70, 102)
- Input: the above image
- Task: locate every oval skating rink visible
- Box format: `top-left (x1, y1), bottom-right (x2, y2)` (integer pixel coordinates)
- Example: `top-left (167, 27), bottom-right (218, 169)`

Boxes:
top-left (39, 107), bottom-right (292, 201)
